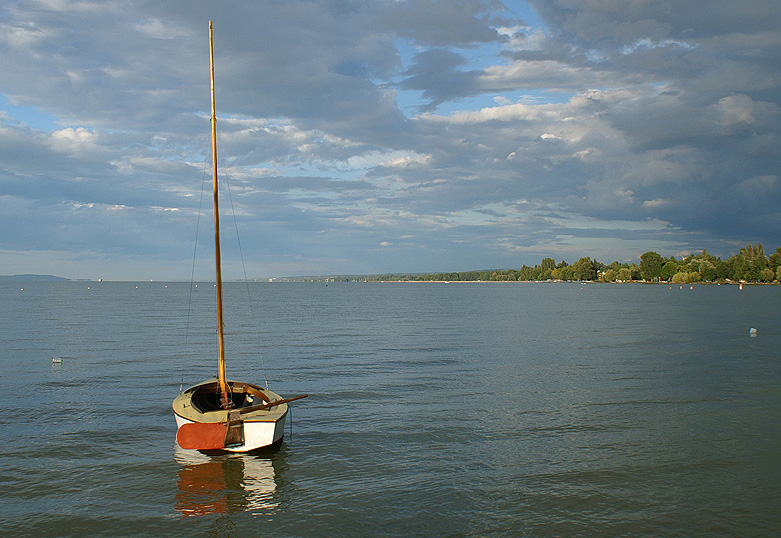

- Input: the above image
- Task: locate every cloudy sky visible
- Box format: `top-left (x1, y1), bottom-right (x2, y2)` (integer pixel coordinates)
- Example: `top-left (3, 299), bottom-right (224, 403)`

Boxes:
top-left (1, 0), bottom-right (779, 280)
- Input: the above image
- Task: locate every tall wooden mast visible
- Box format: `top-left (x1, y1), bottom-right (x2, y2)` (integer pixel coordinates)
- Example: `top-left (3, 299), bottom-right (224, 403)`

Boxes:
top-left (209, 21), bottom-right (229, 406)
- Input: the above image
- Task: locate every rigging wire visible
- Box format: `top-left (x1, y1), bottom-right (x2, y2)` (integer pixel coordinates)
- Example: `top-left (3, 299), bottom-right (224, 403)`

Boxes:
top-left (217, 129), bottom-right (271, 392)
top-left (182, 162), bottom-right (210, 391)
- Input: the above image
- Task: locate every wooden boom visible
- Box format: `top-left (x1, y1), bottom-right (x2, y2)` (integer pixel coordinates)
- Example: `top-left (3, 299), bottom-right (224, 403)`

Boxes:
top-left (238, 394), bottom-right (309, 415)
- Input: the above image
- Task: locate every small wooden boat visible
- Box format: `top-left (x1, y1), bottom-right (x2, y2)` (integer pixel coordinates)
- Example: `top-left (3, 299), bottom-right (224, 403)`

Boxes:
top-left (172, 22), bottom-right (305, 452)
top-left (173, 378), bottom-right (305, 452)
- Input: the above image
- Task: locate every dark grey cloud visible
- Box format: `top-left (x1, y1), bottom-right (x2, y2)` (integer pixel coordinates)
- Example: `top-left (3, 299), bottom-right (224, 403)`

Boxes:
top-left (527, 0), bottom-right (780, 43)
top-left (401, 49), bottom-right (479, 108)
top-left (377, 0), bottom-right (504, 46)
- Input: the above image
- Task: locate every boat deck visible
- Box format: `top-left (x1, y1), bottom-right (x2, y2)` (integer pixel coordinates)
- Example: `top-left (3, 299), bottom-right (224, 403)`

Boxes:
top-left (173, 378), bottom-right (288, 423)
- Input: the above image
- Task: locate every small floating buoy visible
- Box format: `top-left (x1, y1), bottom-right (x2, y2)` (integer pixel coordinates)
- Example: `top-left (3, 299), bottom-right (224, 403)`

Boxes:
top-left (749, 327), bottom-right (758, 337)
top-left (740, 283), bottom-right (743, 290)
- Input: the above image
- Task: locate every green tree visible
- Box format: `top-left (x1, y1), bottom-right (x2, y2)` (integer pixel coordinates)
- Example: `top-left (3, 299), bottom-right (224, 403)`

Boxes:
top-left (769, 247), bottom-right (781, 273)
top-left (640, 251), bottom-right (665, 281)
top-left (660, 261), bottom-right (678, 281)
top-left (559, 265), bottom-right (574, 281)
top-left (396, 243), bottom-right (779, 284)
top-left (571, 257), bottom-right (596, 281)
top-left (728, 255), bottom-right (747, 280)
top-left (716, 260), bottom-right (729, 280)
top-left (699, 260), bottom-right (717, 282)
top-left (740, 243), bottom-right (765, 263)
top-left (744, 258), bottom-right (768, 281)
top-left (592, 259), bottom-right (605, 277)
top-left (672, 271), bottom-right (700, 284)
top-left (601, 268), bottom-right (617, 282)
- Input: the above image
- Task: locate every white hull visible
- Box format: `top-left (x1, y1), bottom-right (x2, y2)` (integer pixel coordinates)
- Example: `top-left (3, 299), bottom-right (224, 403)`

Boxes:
top-left (174, 412), bottom-right (286, 452)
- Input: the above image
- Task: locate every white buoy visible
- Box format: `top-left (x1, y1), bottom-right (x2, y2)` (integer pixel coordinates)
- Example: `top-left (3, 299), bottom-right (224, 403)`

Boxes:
top-left (749, 327), bottom-right (758, 337)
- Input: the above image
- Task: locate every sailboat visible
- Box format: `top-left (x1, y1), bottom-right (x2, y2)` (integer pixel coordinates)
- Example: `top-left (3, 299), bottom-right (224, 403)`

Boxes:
top-left (172, 22), bottom-right (306, 452)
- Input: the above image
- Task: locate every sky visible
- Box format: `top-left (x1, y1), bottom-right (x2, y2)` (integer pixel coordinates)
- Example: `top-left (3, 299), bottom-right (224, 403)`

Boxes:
top-left (0, 0), bottom-right (779, 280)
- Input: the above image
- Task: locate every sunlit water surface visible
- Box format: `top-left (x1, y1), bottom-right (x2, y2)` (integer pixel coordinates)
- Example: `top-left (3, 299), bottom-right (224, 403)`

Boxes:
top-left (1, 281), bottom-right (779, 537)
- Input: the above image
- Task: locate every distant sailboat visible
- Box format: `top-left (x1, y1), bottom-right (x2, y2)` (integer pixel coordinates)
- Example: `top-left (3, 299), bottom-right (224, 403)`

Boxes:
top-left (172, 22), bottom-right (306, 452)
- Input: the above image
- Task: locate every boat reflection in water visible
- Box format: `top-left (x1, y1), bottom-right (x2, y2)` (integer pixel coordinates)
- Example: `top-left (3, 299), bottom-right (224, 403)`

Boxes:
top-left (174, 446), bottom-right (279, 517)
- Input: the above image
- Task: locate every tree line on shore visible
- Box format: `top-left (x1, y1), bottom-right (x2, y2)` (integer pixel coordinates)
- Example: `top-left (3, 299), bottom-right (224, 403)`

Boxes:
top-left (331, 244), bottom-right (780, 283)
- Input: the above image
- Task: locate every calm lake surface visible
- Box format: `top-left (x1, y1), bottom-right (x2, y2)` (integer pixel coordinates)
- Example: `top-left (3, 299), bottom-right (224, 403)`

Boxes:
top-left (1, 281), bottom-right (779, 537)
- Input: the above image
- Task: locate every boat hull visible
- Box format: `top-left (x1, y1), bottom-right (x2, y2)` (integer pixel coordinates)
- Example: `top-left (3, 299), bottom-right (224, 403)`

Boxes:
top-left (173, 378), bottom-right (288, 453)
top-left (174, 414), bottom-right (286, 452)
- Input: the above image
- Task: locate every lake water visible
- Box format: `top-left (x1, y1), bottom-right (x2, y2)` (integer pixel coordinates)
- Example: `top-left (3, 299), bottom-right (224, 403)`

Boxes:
top-left (1, 281), bottom-right (779, 537)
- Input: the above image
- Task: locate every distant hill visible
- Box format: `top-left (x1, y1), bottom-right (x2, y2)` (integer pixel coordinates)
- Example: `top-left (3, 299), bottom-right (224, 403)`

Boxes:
top-left (0, 274), bottom-right (69, 282)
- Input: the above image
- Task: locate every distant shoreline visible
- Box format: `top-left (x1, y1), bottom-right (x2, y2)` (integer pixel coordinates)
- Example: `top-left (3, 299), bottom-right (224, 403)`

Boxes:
top-left (306, 279), bottom-right (777, 285)
top-left (3, 277), bottom-right (774, 285)
top-left (2, 277), bottom-right (777, 285)
top-left (0, 274), bottom-right (70, 282)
